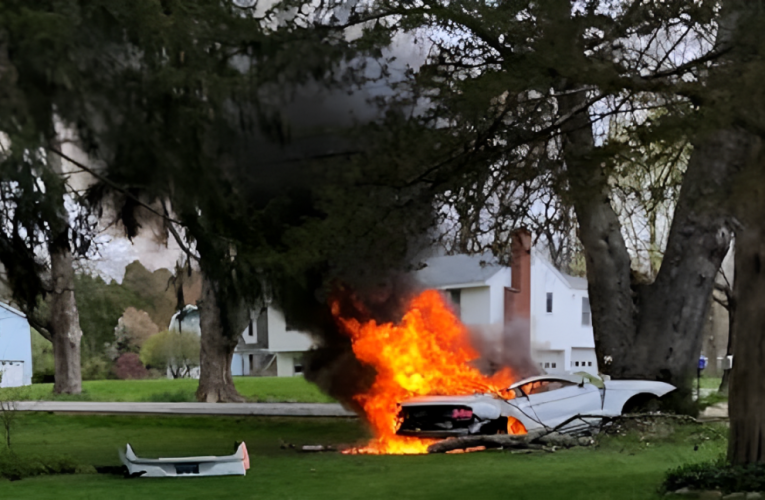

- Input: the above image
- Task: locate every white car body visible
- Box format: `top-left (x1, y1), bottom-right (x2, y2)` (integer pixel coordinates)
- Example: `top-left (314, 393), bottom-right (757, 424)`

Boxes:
top-left (396, 375), bottom-right (675, 437)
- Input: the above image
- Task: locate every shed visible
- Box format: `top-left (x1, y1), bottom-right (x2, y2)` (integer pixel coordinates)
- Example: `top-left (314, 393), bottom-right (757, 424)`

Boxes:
top-left (0, 302), bottom-right (33, 387)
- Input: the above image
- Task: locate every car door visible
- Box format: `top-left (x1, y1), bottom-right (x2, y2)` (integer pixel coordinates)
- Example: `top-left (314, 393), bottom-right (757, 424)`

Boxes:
top-left (524, 379), bottom-right (603, 430)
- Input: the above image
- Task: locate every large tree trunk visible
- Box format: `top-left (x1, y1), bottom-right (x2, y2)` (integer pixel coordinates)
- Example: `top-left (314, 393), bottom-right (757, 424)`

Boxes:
top-left (48, 230), bottom-right (83, 395)
top-left (558, 89), bottom-right (638, 380)
top-left (627, 130), bottom-right (751, 409)
top-left (727, 144), bottom-right (765, 465)
top-left (559, 84), bottom-right (749, 406)
top-left (196, 273), bottom-right (246, 403)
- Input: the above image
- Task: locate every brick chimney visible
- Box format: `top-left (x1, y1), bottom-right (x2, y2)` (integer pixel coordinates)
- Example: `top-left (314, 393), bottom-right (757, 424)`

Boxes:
top-left (503, 229), bottom-right (532, 372)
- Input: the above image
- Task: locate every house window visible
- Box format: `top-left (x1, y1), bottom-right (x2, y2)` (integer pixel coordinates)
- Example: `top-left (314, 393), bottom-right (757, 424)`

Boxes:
top-left (588, 361), bottom-right (593, 367)
top-left (544, 362), bottom-right (550, 368)
top-left (448, 289), bottom-right (461, 306)
top-left (582, 297), bottom-right (591, 326)
top-left (546, 293), bottom-right (553, 313)
top-left (575, 361), bottom-right (580, 367)
top-left (551, 362), bottom-right (556, 369)
top-left (248, 354), bottom-right (254, 374)
top-left (248, 320), bottom-right (254, 336)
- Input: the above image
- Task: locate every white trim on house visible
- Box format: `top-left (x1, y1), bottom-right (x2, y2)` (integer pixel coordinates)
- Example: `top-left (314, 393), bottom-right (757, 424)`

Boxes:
top-left (0, 302), bottom-right (26, 319)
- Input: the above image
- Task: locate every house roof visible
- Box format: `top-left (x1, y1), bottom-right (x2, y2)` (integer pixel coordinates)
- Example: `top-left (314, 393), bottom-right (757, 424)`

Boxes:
top-left (562, 274), bottom-right (588, 290)
top-left (0, 302), bottom-right (26, 319)
top-left (415, 253), bottom-right (503, 289)
top-left (532, 250), bottom-right (589, 291)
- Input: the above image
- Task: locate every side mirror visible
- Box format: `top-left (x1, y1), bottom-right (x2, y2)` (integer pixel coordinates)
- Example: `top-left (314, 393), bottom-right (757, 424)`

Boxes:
top-left (578, 378), bottom-right (585, 387)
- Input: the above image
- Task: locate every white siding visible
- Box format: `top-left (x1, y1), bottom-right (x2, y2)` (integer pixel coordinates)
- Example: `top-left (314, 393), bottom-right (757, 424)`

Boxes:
top-left (0, 304), bottom-right (33, 386)
top-left (529, 253), bottom-right (597, 374)
top-left (277, 353), bottom-right (299, 377)
top-left (458, 286), bottom-right (491, 325)
top-left (486, 268), bottom-right (512, 325)
top-left (267, 307), bottom-right (314, 353)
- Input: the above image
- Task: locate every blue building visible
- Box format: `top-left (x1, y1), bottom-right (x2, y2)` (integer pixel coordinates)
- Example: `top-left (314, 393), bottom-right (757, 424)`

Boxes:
top-left (0, 302), bottom-right (33, 387)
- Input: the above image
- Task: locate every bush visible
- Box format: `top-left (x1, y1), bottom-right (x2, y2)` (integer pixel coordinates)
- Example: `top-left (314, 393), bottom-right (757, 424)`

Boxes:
top-left (82, 356), bottom-right (116, 381)
top-left (113, 353), bottom-right (148, 380)
top-left (142, 389), bottom-right (196, 402)
top-left (140, 330), bottom-right (200, 378)
top-left (106, 307), bottom-right (161, 361)
top-left (663, 456), bottom-right (765, 493)
top-left (30, 329), bottom-right (55, 383)
top-left (0, 451), bottom-right (80, 481)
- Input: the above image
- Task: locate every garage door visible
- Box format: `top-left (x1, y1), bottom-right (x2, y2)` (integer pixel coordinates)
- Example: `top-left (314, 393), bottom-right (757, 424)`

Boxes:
top-left (534, 350), bottom-right (565, 374)
top-left (0, 361), bottom-right (24, 388)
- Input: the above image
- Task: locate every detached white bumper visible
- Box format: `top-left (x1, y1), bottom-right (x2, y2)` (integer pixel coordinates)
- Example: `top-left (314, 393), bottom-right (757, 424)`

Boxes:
top-left (119, 443), bottom-right (250, 478)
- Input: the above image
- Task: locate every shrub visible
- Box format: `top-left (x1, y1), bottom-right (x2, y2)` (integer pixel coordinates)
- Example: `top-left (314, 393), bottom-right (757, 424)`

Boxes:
top-left (113, 353), bottom-right (148, 380)
top-left (663, 456), bottom-right (765, 494)
top-left (82, 356), bottom-right (116, 381)
top-left (140, 330), bottom-right (200, 378)
top-left (0, 451), bottom-right (80, 481)
top-left (106, 307), bottom-right (161, 361)
top-left (30, 329), bottom-right (54, 383)
top-left (142, 389), bottom-right (196, 402)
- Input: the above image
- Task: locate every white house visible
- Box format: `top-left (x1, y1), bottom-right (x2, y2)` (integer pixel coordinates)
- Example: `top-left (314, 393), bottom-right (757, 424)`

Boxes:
top-left (529, 252), bottom-right (597, 375)
top-left (232, 306), bottom-right (314, 378)
top-left (0, 302), bottom-right (33, 387)
top-left (168, 303), bottom-right (314, 378)
top-left (415, 231), bottom-right (598, 376)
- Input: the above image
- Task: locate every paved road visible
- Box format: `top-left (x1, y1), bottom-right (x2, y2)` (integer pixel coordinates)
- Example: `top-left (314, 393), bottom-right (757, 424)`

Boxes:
top-left (13, 401), bottom-right (357, 417)
top-left (699, 402), bottom-right (728, 421)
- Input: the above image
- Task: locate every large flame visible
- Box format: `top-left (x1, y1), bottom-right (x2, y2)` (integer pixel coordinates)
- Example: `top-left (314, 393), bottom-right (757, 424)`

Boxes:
top-left (333, 289), bottom-right (519, 454)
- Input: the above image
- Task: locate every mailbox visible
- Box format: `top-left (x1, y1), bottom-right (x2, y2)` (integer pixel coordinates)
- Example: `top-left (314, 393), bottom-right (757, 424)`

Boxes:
top-left (698, 355), bottom-right (708, 370)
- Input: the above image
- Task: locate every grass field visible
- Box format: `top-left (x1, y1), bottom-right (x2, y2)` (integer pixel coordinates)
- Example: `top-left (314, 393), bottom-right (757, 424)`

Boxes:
top-left (0, 412), bottom-right (726, 500)
top-left (0, 377), bottom-right (335, 403)
top-left (699, 376), bottom-right (723, 390)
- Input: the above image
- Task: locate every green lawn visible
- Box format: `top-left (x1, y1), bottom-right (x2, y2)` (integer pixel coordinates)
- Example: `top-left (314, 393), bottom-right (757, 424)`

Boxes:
top-left (699, 376), bottom-right (723, 390)
top-left (0, 413), bottom-right (726, 500)
top-left (1, 377), bottom-right (335, 403)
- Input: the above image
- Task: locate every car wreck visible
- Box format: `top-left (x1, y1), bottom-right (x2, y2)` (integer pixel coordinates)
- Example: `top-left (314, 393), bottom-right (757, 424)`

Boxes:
top-left (120, 442), bottom-right (250, 478)
top-left (396, 374), bottom-right (675, 437)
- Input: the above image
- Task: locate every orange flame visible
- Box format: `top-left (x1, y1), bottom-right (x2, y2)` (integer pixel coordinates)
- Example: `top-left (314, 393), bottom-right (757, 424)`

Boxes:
top-left (333, 289), bottom-right (519, 454)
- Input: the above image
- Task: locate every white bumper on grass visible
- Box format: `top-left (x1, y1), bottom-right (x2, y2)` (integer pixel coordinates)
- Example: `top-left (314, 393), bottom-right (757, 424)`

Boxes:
top-left (120, 442), bottom-right (250, 478)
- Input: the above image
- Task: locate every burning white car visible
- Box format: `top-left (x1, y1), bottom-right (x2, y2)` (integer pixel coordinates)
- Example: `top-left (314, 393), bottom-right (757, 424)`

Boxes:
top-left (396, 374), bottom-right (675, 437)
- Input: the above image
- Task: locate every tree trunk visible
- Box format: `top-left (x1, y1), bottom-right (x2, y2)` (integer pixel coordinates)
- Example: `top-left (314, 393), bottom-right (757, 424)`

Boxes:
top-left (727, 146), bottom-right (765, 465)
top-left (558, 89), bottom-right (638, 381)
top-left (719, 284), bottom-right (736, 396)
top-left (627, 130), bottom-right (752, 409)
top-left (48, 230), bottom-right (83, 395)
top-left (559, 84), bottom-right (751, 406)
top-left (196, 273), bottom-right (245, 403)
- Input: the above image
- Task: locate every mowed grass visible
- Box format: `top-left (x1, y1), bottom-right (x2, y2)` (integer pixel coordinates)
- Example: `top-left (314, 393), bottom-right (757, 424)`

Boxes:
top-left (0, 412), bottom-right (726, 500)
top-left (1, 376), bottom-right (335, 403)
top-left (699, 376), bottom-right (723, 390)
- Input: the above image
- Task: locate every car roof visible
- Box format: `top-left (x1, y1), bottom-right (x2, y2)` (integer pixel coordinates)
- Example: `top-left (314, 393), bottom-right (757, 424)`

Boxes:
top-left (508, 374), bottom-right (584, 389)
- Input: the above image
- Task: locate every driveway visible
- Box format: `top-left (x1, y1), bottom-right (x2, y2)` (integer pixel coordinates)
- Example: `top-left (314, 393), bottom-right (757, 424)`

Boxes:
top-left (13, 401), bottom-right (357, 417)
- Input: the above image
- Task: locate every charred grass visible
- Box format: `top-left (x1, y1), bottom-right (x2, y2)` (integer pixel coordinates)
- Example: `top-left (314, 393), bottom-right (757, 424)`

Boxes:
top-left (0, 413), bottom-right (726, 500)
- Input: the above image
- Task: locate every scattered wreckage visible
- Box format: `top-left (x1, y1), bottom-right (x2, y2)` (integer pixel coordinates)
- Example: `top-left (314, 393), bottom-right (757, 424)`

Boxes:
top-left (396, 374), bottom-right (675, 438)
top-left (120, 442), bottom-right (250, 478)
